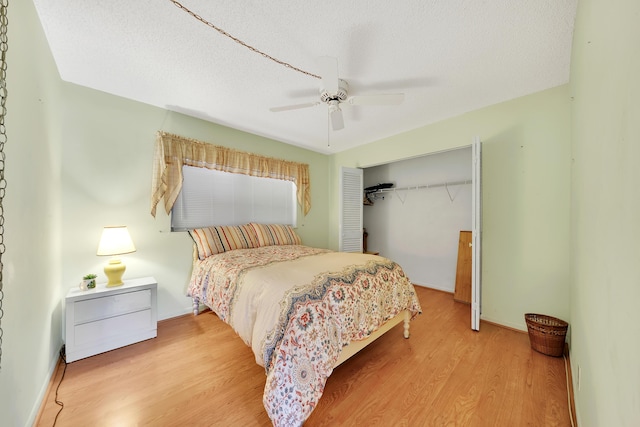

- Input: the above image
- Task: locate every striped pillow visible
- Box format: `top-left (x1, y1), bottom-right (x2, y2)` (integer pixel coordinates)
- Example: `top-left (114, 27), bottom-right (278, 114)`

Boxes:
top-left (249, 223), bottom-right (302, 247)
top-left (189, 224), bottom-right (260, 259)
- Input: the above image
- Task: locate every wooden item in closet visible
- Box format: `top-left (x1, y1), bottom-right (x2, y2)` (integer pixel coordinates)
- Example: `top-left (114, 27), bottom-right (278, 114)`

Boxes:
top-left (363, 228), bottom-right (368, 252)
top-left (453, 230), bottom-right (472, 304)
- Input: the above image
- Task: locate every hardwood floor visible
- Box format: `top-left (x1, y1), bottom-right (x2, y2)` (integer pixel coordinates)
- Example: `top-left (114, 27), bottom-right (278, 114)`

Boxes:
top-left (36, 286), bottom-right (572, 426)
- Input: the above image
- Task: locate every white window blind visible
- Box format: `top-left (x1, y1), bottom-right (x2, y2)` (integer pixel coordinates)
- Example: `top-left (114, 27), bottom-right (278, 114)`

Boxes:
top-left (171, 166), bottom-right (297, 231)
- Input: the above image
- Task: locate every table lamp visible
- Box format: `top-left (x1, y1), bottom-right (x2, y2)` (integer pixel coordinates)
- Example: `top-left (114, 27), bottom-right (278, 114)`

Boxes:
top-left (97, 226), bottom-right (136, 287)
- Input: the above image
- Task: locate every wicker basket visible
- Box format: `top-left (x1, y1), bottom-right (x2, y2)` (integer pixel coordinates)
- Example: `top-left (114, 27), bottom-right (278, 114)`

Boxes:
top-left (524, 313), bottom-right (568, 357)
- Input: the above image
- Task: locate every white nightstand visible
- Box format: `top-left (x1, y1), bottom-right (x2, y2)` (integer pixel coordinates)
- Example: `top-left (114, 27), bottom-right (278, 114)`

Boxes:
top-left (65, 276), bottom-right (158, 363)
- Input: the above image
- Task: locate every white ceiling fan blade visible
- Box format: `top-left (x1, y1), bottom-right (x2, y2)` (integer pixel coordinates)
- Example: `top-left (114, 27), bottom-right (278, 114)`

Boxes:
top-left (346, 93), bottom-right (405, 106)
top-left (329, 107), bottom-right (344, 131)
top-left (317, 56), bottom-right (339, 94)
top-left (270, 102), bottom-right (320, 112)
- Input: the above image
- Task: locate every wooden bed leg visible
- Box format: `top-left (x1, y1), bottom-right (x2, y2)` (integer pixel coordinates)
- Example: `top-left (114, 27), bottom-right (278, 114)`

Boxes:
top-left (192, 297), bottom-right (200, 316)
top-left (403, 310), bottom-right (410, 339)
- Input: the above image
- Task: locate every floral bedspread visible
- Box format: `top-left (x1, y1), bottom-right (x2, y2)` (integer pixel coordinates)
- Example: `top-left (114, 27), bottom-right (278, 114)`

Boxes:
top-left (187, 245), bottom-right (422, 426)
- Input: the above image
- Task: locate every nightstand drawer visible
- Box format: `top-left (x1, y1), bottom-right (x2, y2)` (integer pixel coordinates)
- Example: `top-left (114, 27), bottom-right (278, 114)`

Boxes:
top-left (74, 309), bottom-right (153, 347)
top-left (74, 289), bottom-right (151, 324)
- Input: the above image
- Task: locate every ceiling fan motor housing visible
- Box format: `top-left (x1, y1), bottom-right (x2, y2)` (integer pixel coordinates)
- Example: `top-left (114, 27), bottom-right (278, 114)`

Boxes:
top-left (320, 79), bottom-right (349, 103)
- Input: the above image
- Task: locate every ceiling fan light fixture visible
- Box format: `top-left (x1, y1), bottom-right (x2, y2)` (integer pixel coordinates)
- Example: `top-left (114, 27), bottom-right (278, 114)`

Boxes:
top-left (320, 79), bottom-right (349, 103)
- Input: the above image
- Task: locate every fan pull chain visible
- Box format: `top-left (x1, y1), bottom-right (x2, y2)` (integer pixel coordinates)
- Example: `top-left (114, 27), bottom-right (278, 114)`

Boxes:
top-left (169, 1), bottom-right (321, 80)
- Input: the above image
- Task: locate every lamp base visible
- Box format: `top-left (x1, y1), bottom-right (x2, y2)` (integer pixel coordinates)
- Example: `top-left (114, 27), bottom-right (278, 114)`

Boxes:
top-left (104, 258), bottom-right (126, 287)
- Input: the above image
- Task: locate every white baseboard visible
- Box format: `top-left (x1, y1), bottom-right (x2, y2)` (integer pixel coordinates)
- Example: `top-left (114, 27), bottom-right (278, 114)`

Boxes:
top-left (30, 342), bottom-right (64, 427)
top-left (480, 315), bottom-right (527, 332)
top-left (412, 282), bottom-right (455, 294)
top-left (158, 303), bottom-right (209, 321)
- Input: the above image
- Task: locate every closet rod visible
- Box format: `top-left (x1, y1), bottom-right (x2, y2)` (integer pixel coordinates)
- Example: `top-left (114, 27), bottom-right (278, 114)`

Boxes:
top-left (373, 179), bottom-right (472, 193)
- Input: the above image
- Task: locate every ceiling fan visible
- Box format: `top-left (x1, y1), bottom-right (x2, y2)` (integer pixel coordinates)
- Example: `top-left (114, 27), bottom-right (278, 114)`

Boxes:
top-left (269, 57), bottom-right (405, 131)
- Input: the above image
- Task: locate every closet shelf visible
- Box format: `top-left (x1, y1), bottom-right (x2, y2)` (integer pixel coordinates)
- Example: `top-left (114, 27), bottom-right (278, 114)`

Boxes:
top-left (370, 179), bottom-right (472, 193)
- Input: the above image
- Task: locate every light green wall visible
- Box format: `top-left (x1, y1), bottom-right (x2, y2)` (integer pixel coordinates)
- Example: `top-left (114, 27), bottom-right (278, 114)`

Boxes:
top-left (1, 1), bottom-right (64, 425)
top-left (331, 85), bottom-right (572, 331)
top-left (570, 0), bottom-right (640, 425)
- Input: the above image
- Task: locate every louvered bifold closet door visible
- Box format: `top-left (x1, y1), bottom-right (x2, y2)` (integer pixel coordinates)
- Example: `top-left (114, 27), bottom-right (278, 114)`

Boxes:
top-left (339, 167), bottom-right (363, 252)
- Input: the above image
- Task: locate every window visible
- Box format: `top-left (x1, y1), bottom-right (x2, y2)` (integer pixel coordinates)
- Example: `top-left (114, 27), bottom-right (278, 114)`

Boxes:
top-left (171, 166), bottom-right (297, 231)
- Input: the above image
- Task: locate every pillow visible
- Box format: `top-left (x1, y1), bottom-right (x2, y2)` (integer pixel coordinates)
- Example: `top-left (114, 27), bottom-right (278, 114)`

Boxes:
top-left (249, 223), bottom-right (302, 247)
top-left (189, 224), bottom-right (260, 259)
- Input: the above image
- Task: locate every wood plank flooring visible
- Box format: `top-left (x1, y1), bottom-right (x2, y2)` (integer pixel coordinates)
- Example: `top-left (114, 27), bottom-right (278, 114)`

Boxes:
top-left (36, 286), bottom-right (572, 426)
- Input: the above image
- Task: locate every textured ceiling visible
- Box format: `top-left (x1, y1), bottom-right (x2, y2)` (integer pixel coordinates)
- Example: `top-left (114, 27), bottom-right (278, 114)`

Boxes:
top-left (33, 0), bottom-right (578, 154)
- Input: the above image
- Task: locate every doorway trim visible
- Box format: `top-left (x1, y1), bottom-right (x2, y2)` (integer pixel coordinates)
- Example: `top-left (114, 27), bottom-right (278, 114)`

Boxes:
top-left (471, 137), bottom-right (482, 331)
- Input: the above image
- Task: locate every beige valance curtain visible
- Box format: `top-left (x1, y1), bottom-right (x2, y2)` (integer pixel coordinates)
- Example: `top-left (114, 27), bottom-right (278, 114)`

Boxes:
top-left (150, 131), bottom-right (311, 217)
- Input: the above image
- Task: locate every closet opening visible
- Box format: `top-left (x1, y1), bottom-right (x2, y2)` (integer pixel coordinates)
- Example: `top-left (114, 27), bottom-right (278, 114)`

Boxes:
top-left (362, 143), bottom-right (481, 329)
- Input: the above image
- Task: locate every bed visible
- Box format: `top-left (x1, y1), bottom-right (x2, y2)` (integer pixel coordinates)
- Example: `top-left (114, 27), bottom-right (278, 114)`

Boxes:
top-left (187, 223), bottom-right (422, 426)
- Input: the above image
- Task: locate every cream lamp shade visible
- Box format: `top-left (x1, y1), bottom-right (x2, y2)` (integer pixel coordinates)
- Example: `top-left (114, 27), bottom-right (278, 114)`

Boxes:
top-left (97, 226), bottom-right (136, 287)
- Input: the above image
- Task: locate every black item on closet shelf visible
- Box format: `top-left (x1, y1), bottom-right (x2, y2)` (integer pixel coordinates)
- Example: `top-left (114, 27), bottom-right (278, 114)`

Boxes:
top-left (364, 183), bottom-right (394, 193)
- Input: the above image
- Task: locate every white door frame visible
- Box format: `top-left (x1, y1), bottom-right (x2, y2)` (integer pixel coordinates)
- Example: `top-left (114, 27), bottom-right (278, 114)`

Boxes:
top-left (471, 137), bottom-right (482, 331)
